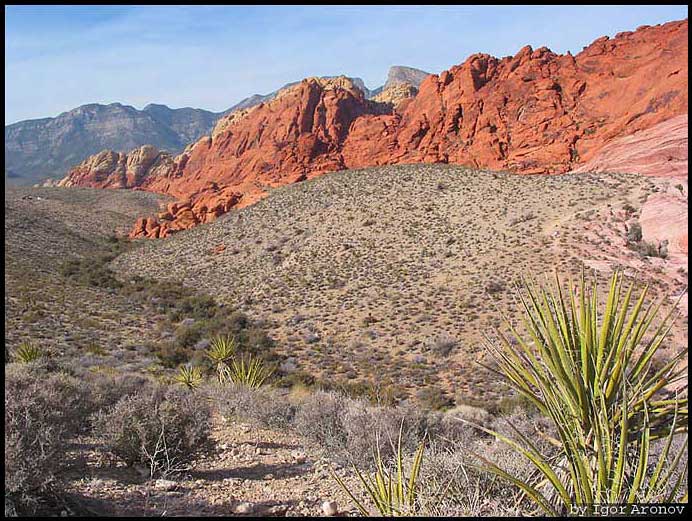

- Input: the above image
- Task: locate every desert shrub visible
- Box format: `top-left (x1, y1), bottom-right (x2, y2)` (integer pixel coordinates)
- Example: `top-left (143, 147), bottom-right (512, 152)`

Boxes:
top-left (59, 257), bottom-right (122, 289)
top-left (293, 391), bottom-right (349, 453)
top-left (176, 295), bottom-right (218, 320)
top-left (629, 238), bottom-right (668, 259)
top-left (626, 221), bottom-right (643, 242)
top-left (175, 323), bottom-right (204, 348)
top-left (415, 385), bottom-right (453, 411)
top-left (427, 333), bottom-right (458, 357)
top-left (485, 280), bottom-right (505, 295)
top-left (92, 385), bottom-right (211, 477)
top-left (276, 369), bottom-right (317, 389)
top-left (5, 363), bottom-right (93, 513)
top-left (84, 372), bottom-right (154, 414)
top-left (211, 383), bottom-right (295, 429)
top-left (418, 442), bottom-right (530, 516)
top-left (152, 340), bottom-right (190, 368)
top-left (340, 401), bottom-right (428, 468)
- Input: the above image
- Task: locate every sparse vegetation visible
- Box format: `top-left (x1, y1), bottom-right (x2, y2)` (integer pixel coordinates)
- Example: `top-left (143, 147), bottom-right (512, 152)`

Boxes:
top-left (4, 168), bottom-right (687, 516)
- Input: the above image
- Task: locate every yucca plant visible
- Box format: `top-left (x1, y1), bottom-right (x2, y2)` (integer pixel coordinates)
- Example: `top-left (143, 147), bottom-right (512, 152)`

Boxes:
top-left (332, 425), bottom-right (426, 516)
top-left (12, 341), bottom-right (44, 363)
top-left (228, 354), bottom-right (274, 388)
top-left (174, 364), bottom-right (204, 390)
top-left (205, 335), bottom-right (236, 382)
top-left (464, 270), bottom-right (688, 514)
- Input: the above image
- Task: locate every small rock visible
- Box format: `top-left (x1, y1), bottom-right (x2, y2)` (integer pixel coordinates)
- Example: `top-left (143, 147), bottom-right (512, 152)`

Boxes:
top-left (234, 502), bottom-right (255, 515)
top-left (321, 500), bottom-right (338, 516)
top-left (194, 338), bottom-right (211, 350)
top-left (291, 450), bottom-right (307, 464)
top-left (154, 479), bottom-right (178, 491)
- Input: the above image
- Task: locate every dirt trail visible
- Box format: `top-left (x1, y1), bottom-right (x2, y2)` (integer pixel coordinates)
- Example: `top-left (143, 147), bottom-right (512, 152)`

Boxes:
top-left (63, 415), bottom-right (363, 517)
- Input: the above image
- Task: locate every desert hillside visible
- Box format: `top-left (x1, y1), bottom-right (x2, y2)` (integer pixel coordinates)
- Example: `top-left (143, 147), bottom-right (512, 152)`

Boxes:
top-left (111, 164), bottom-right (688, 404)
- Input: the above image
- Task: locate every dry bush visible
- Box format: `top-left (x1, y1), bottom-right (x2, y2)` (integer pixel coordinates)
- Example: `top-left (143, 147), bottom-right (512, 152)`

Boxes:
top-left (210, 383), bottom-right (296, 429)
top-left (418, 443), bottom-right (529, 516)
top-left (293, 390), bottom-right (349, 453)
top-left (4, 363), bottom-right (90, 513)
top-left (92, 385), bottom-right (211, 477)
top-left (341, 401), bottom-right (429, 468)
top-left (84, 372), bottom-right (153, 413)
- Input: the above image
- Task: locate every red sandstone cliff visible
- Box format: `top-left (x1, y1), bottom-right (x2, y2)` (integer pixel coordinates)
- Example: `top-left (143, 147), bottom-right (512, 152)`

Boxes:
top-left (59, 19), bottom-right (689, 238)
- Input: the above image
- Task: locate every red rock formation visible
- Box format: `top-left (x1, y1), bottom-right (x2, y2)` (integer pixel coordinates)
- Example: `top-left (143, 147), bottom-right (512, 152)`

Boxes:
top-left (59, 19), bottom-right (688, 238)
top-left (58, 145), bottom-right (175, 189)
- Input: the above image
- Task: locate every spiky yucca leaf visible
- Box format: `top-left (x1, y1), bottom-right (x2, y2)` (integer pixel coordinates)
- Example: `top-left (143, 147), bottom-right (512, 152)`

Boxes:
top-left (469, 270), bottom-right (688, 514)
top-left (205, 335), bottom-right (236, 382)
top-left (174, 364), bottom-right (204, 390)
top-left (332, 424), bottom-right (426, 516)
top-left (12, 341), bottom-right (44, 363)
top-left (228, 355), bottom-right (274, 388)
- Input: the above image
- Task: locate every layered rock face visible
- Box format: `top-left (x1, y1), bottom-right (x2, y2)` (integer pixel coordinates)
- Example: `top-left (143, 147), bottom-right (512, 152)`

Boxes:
top-left (571, 114), bottom-right (688, 178)
top-left (60, 19), bottom-right (688, 238)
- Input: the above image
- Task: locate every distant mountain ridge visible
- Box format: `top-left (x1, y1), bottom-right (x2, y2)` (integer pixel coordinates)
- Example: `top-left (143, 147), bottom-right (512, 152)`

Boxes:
top-left (5, 66), bottom-right (430, 186)
top-left (225, 66), bottom-right (430, 112)
top-left (4, 103), bottom-right (225, 186)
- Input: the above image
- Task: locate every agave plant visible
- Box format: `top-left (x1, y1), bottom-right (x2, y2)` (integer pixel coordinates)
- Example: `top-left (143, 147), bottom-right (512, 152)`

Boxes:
top-left (228, 354), bottom-right (274, 388)
top-left (174, 364), bottom-right (204, 390)
top-left (12, 341), bottom-right (44, 363)
top-left (205, 335), bottom-right (236, 382)
top-left (465, 270), bottom-right (688, 514)
top-left (332, 425), bottom-right (426, 516)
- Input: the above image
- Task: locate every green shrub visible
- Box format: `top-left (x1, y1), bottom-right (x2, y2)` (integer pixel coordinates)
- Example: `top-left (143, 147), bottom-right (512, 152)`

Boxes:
top-left (626, 221), bottom-right (643, 242)
top-left (11, 341), bottom-right (44, 363)
top-left (471, 271), bottom-right (688, 514)
top-left (152, 341), bottom-right (190, 368)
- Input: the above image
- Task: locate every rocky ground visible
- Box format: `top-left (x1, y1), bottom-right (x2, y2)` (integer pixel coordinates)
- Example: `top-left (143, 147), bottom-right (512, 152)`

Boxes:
top-left (111, 164), bottom-right (688, 406)
top-left (61, 414), bottom-right (364, 517)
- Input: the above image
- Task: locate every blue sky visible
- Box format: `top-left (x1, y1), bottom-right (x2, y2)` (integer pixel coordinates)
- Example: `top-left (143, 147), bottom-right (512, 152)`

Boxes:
top-left (5, 5), bottom-right (688, 124)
